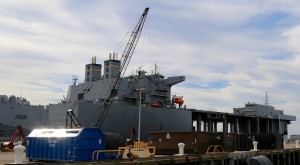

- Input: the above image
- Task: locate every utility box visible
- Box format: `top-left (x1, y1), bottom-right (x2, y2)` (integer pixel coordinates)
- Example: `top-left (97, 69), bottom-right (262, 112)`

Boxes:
top-left (26, 128), bottom-right (106, 161)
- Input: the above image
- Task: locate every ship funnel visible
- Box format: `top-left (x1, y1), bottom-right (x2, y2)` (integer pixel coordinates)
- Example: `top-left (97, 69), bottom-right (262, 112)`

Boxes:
top-left (85, 57), bottom-right (102, 82)
top-left (109, 53), bottom-right (112, 60)
top-left (113, 52), bottom-right (116, 60)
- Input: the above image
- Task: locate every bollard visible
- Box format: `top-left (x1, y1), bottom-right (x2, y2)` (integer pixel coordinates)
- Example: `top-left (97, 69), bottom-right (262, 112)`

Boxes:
top-left (253, 141), bottom-right (258, 151)
top-left (178, 143), bottom-right (185, 155)
top-left (13, 141), bottom-right (25, 164)
top-left (295, 140), bottom-right (300, 148)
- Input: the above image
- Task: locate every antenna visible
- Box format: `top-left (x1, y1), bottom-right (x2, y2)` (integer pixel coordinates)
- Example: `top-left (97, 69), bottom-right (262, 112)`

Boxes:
top-left (154, 62), bottom-right (158, 75)
top-left (264, 92), bottom-right (269, 105)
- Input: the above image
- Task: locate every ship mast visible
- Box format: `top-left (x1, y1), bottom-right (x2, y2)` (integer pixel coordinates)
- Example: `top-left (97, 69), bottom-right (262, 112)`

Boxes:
top-left (94, 7), bottom-right (150, 128)
top-left (264, 91), bottom-right (269, 106)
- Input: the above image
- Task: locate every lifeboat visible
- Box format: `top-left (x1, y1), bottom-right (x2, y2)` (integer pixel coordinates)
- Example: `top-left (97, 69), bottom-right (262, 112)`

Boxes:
top-left (175, 97), bottom-right (184, 105)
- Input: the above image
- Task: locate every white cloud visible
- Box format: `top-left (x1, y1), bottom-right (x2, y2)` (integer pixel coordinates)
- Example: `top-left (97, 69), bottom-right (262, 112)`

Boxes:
top-left (284, 25), bottom-right (300, 53)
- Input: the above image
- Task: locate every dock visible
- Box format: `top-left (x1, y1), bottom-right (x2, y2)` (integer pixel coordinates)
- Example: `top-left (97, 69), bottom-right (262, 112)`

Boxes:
top-left (61, 149), bottom-right (300, 165)
top-left (2, 147), bottom-right (300, 165)
top-left (0, 148), bottom-right (300, 165)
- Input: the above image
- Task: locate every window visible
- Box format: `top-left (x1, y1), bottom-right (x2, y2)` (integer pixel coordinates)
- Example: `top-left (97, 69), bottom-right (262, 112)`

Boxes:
top-left (14, 114), bottom-right (27, 120)
top-left (78, 93), bottom-right (84, 100)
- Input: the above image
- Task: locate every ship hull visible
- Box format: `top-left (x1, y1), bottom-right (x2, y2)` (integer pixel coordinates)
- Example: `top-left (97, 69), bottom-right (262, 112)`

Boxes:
top-left (48, 102), bottom-right (193, 140)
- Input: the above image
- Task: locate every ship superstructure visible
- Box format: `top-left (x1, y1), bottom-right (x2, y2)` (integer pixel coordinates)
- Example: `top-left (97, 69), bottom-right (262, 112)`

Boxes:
top-left (65, 55), bottom-right (185, 107)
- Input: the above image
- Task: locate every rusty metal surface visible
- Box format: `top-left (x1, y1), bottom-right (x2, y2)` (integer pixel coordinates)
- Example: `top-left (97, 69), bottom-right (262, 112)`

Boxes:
top-left (148, 132), bottom-right (210, 154)
top-left (148, 132), bottom-right (283, 155)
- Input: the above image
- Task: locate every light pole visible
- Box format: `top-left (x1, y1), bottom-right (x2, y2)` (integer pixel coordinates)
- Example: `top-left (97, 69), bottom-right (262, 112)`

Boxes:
top-left (279, 112), bottom-right (281, 134)
top-left (136, 88), bottom-right (145, 143)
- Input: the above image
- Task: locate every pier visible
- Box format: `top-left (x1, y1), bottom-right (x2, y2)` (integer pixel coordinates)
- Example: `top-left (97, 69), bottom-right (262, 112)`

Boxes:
top-left (2, 148), bottom-right (300, 165)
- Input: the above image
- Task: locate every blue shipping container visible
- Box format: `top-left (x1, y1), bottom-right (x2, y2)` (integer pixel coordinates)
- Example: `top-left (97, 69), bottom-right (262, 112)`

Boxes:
top-left (26, 128), bottom-right (106, 161)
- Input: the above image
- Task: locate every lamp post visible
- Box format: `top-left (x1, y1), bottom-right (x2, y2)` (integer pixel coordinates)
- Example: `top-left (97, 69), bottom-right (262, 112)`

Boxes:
top-left (279, 113), bottom-right (281, 134)
top-left (136, 88), bottom-right (145, 143)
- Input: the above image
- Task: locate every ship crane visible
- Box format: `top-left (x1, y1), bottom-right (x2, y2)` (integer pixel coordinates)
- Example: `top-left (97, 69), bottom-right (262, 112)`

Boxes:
top-left (93, 7), bottom-right (150, 128)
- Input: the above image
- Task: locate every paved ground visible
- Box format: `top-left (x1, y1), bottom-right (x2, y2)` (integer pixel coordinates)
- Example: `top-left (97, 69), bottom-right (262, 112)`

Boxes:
top-left (0, 151), bottom-right (30, 164)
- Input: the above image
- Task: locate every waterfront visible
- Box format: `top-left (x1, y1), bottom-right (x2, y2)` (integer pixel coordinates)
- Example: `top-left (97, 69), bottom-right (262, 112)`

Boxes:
top-left (1, 142), bottom-right (299, 165)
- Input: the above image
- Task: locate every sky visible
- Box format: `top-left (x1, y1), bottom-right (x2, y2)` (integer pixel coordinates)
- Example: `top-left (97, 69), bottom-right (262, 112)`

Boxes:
top-left (1, 0), bottom-right (300, 134)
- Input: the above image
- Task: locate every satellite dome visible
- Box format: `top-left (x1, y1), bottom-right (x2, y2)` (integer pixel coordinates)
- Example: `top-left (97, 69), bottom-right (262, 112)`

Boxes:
top-left (9, 95), bottom-right (17, 103)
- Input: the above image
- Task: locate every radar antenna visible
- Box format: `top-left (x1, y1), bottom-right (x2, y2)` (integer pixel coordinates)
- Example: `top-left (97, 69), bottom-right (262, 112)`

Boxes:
top-left (72, 75), bottom-right (78, 85)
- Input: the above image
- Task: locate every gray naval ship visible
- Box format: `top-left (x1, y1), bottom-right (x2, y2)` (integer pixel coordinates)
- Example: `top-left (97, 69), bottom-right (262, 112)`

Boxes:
top-left (0, 96), bottom-right (47, 138)
top-left (47, 55), bottom-right (296, 140)
top-left (48, 55), bottom-right (188, 140)
top-left (0, 56), bottom-right (296, 141)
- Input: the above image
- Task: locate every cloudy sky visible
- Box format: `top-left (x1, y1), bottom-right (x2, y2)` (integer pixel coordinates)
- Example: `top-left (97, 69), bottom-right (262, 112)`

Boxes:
top-left (1, 0), bottom-right (300, 134)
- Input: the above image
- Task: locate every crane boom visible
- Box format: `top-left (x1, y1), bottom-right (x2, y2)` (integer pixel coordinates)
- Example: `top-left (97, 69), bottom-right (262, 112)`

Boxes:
top-left (94, 7), bottom-right (150, 128)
